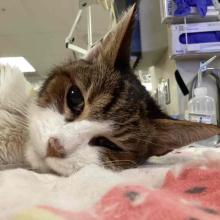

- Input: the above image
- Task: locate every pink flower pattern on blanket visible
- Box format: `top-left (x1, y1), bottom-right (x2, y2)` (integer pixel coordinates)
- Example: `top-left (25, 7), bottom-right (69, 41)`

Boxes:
top-left (16, 164), bottom-right (220, 220)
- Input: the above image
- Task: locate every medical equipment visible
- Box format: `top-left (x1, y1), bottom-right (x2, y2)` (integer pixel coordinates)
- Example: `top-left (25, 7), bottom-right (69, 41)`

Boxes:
top-left (170, 21), bottom-right (220, 58)
top-left (175, 56), bottom-right (220, 125)
top-left (187, 58), bottom-right (217, 124)
top-left (186, 56), bottom-right (218, 125)
top-left (187, 87), bottom-right (217, 124)
top-left (160, 0), bottom-right (220, 23)
top-left (65, 0), bottom-right (142, 68)
top-left (65, 0), bottom-right (114, 56)
top-left (174, 0), bottom-right (213, 17)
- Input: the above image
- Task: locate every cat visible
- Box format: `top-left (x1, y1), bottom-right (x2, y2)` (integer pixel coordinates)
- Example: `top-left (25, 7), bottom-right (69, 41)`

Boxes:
top-left (0, 5), bottom-right (219, 176)
top-left (0, 65), bottom-right (30, 168)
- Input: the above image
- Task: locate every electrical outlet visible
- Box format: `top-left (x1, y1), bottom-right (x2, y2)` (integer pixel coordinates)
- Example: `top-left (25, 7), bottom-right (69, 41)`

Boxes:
top-left (159, 78), bottom-right (170, 105)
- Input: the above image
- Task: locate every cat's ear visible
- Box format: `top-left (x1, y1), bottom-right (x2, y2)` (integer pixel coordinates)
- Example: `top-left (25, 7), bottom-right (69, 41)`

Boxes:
top-left (84, 4), bottom-right (136, 68)
top-left (148, 119), bottom-right (220, 156)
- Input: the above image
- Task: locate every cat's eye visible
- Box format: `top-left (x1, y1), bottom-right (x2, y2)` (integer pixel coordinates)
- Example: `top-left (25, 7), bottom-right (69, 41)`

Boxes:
top-left (66, 85), bottom-right (84, 115)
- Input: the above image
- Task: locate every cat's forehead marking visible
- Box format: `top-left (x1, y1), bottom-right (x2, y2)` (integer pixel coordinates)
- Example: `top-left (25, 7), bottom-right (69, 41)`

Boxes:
top-left (38, 61), bottom-right (119, 122)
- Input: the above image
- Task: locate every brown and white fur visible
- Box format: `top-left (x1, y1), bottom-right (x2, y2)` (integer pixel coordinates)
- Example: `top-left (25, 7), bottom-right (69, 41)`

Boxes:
top-left (0, 5), bottom-right (220, 176)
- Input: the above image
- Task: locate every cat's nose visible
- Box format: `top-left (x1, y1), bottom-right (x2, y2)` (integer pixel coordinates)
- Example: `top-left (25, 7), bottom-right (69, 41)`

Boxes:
top-left (47, 137), bottom-right (66, 158)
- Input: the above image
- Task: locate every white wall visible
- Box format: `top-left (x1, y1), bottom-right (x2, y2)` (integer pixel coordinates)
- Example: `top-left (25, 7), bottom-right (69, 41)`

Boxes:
top-left (149, 51), bottom-right (179, 116)
top-left (138, 0), bottom-right (168, 67)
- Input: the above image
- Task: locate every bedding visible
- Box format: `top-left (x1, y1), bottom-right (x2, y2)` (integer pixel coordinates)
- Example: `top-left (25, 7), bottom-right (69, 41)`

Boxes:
top-left (0, 144), bottom-right (220, 220)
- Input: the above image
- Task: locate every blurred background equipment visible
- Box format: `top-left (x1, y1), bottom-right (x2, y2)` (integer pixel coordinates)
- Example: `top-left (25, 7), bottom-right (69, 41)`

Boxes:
top-left (65, 0), bottom-right (115, 56)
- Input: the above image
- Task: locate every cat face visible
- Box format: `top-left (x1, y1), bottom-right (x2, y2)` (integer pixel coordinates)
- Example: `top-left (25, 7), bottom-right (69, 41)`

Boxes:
top-left (25, 5), bottom-right (220, 176)
top-left (26, 55), bottom-right (153, 175)
top-left (25, 6), bottom-right (147, 175)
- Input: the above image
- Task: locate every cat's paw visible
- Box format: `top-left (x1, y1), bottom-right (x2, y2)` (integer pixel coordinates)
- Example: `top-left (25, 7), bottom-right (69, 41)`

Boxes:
top-left (45, 157), bottom-right (76, 176)
top-left (45, 144), bottom-right (101, 176)
top-left (0, 65), bottom-right (32, 108)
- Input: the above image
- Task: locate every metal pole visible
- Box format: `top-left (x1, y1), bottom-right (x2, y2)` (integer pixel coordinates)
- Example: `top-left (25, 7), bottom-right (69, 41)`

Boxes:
top-left (87, 6), bottom-right (93, 49)
top-left (65, 9), bottom-right (83, 44)
top-left (67, 44), bottom-right (87, 55)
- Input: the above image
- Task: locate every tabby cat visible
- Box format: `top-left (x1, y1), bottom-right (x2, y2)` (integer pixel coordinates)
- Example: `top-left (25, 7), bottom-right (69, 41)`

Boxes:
top-left (0, 5), bottom-right (219, 176)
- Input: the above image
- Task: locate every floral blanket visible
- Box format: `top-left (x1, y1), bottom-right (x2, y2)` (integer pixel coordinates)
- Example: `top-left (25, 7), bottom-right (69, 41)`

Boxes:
top-left (3, 145), bottom-right (220, 220)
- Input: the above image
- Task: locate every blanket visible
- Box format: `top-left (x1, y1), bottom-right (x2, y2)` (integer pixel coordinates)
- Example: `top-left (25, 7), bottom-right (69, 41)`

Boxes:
top-left (1, 145), bottom-right (220, 220)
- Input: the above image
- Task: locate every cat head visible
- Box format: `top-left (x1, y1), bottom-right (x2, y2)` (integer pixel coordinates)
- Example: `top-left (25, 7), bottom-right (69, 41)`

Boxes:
top-left (25, 5), bottom-right (220, 176)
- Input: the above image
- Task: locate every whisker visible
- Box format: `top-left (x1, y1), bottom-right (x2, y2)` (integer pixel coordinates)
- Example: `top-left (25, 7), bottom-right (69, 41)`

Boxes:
top-left (101, 159), bottom-right (138, 168)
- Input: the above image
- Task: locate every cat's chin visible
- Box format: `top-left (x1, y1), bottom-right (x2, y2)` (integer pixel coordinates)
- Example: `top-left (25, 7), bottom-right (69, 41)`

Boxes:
top-left (25, 139), bottom-right (102, 176)
top-left (25, 142), bottom-right (50, 173)
top-left (25, 147), bottom-right (77, 176)
top-left (24, 101), bottom-right (113, 176)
